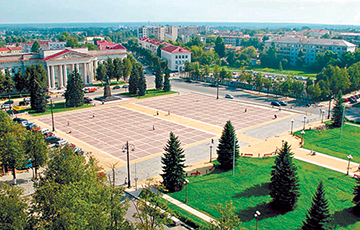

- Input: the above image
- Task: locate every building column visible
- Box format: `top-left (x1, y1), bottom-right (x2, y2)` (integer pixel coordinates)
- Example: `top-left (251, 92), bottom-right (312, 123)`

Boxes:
top-left (59, 65), bottom-right (63, 88)
top-left (51, 65), bottom-right (55, 88)
top-left (83, 62), bottom-right (87, 84)
top-left (71, 64), bottom-right (75, 72)
top-left (63, 65), bottom-right (67, 86)
top-left (47, 65), bottom-right (51, 88)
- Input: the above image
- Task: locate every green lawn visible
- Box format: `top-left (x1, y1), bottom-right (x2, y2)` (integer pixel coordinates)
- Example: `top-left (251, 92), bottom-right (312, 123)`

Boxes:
top-left (295, 124), bottom-right (360, 160)
top-left (93, 80), bottom-right (125, 87)
top-left (120, 89), bottom-right (177, 99)
top-left (248, 66), bottom-right (318, 78)
top-left (27, 102), bottom-right (94, 116)
top-left (168, 158), bottom-right (359, 230)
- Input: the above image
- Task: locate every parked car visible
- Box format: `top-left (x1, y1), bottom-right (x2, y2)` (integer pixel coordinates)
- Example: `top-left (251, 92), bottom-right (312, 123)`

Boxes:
top-left (225, 94), bottom-right (234, 99)
top-left (1, 104), bottom-right (12, 109)
top-left (344, 98), bottom-right (349, 102)
top-left (113, 85), bottom-right (121, 89)
top-left (122, 84), bottom-right (129, 88)
top-left (4, 100), bottom-right (14, 104)
top-left (55, 140), bottom-right (69, 147)
top-left (26, 123), bottom-right (37, 130)
top-left (349, 98), bottom-right (357, 104)
top-left (19, 101), bottom-right (30, 106)
top-left (355, 94), bottom-right (359, 99)
top-left (84, 97), bottom-right (93, 103)
top-left (278, 101), bottom-right (287, 106)
top-left (13, 118), bottom-right (27, 124)
top-left (271, 101), bottom-right (281, 106)
top-left (45, 136), bottom-right (61, 144)
top-left (45, 95), bottom-right (51, 100)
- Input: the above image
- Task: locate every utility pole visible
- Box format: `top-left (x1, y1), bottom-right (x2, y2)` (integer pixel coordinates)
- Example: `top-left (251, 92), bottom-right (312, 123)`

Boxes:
top-left (50, 99), bottom-right (55, 132)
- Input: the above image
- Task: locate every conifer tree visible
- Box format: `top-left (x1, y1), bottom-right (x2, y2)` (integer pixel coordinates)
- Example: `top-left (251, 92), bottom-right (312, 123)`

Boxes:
top-left (161, 132), bottom-right (186, 193)
top-left (137, 65), bottom-right (147, 96)
top-left (65, 67), bottom-right (84, 107)
top-left (331, 90), bottom-right (344, 127)
top-left (163, 66), bottom-right (171, 92)
top-left (352, 177), bottom-right (360, 213)
top-left (155, 60), bottom-right (163, 90)
top-left (31, 41), bottom-right (40, 53)
top-left (270, 141), bottom-right (300, 211)
top-left (128, 64), bottom-right (138, 94)
top-left (217, 120), bottom-right (239, 170)
top-left (33, 81), bottom-right (47, 113)
top-left (301, 181), bottom-right (331, 230)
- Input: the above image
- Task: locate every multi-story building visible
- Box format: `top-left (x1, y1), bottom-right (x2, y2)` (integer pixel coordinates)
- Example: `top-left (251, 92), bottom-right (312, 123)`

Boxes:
top-left (0, 46), bottom-right (128, 90)
top-left (137, 25), bottom-right (166, 41)
top-left (21, 40), bottom-right (49, 53)
top-left (138, 37), bottom-right (169, 53)
top-left (0, 47), bottom-right (22, 55)
top-left (265, 37), bottom-right (357, 65)
top-left (161, 45), bottom-right (191, 72)
top-left (49, 41), bottom-right (67, 50)
top-left (222, 35), bottom-right (244, 46)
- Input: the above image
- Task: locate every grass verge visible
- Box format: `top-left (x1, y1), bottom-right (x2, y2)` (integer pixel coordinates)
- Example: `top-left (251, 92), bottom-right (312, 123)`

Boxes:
top-left (120, 89), bottom-right (177, 99)
top-left (168, 157), bottom-right (359, 230)
top-left (27, 102), bottom-right (94, 116)
top-left (295, 124), bottom-right (360, 160)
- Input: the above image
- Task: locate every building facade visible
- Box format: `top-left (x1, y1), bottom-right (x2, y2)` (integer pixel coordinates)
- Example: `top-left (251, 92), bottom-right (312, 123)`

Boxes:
top-left (137, 25), bottom-right (166, 41)
top-left (265, 37), bottom-right (357, 65)
top-left (138, 37), bottom-right (169, 53)
top-left (161, 45), bottom-right (191, 72)
top-left (0, 47), bottom-right (127, 91)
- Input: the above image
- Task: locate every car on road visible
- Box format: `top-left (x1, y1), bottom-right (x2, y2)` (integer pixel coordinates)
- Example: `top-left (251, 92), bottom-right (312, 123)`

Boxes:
top-left (19, 101), bottom-right (30, 106)
top-left (26, 123), bottom-right (37, 130)
top-left (271, 101), bottom-right (281, 106)
top-left (185, 78), bottom-right (192, 83)
top-left (113, 85), bottom-right (121, 89)
top-left (4, 100), bottom-right (14, 104)
top-left (1, 104), bottom-right (12, 109)
top-left (55, 140), bottom-right (69, 147)
top-left (225, 94), bottom-right (234, 99)
top-left (278, 101), bottom-right (287, 106)
top-left (45, 95), bottom-right (51, 100)
top-left (122, 84), bottom-right (129, 88)
top-left (84, 97), bottom-right (93, 103)
top-left (13, 118), bottom-right (27, 124)
top-left (45, 136), bottom-right (61, 144)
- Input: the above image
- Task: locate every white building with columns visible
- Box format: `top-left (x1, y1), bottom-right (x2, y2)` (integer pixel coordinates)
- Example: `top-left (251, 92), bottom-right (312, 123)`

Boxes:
top-left (0, 47), bottom-right (127, 91)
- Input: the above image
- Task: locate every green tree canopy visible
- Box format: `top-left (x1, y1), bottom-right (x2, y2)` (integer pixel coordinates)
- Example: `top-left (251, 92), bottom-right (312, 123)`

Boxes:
top-left (331, 90), bottom-right (344, 127)
top-left (31, 41), bottom-right (40, 53)
top-left (217, 120), bottom-right (239, 170)
top-left (214, 36), bottom-right (226, 58)
top-left (65, 67), bottom-right (84, 107)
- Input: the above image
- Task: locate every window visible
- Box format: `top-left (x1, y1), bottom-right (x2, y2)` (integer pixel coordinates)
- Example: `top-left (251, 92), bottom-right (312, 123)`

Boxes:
top-left (175, 55), bottom-right (178, 59)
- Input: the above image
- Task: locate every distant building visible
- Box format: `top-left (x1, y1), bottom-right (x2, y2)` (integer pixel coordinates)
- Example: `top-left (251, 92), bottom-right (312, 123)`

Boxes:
top-left (138, 25), bottom-right (166, 41)
top-left (21, 40), bottom-right (49, 53)
top-left (49, 41), bottom-right (67, 50)
top-left (161, 45), bottom-right (191, 72)
top-left (138, 37), bottom-right (169, 53)
top-left (265, 37), bottom-right (356, 65)
top-left (0, 46), bottom-right (128, 90)
top-left (222, 35), bottom-right (243, 46)
top-left (86, 36), bottom-right (105, 44)
top-left (0, 47), bottom-right (22, 55)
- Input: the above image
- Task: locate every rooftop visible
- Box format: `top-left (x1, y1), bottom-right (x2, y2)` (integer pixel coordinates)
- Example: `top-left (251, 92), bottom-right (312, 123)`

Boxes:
top-left (266, 37), bottom-right (356, 47)
top-left (161, 45), bottom-right (191, 53)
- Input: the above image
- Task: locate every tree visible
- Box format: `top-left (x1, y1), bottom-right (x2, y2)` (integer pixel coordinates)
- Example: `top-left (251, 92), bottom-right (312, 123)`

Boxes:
top-left (25, 64), bottom-right (47, 112)
top-left (137, 65), bottom-right (147, 96)
top-left (113, 57), bottom-right (124, 82)
top-left (331, 90), bottom-right (344, 127)
top-left (13, 69), bottom-right (27, 96)
top-left (353, 178), bottom-right (360, 214)
top-left (210, 201), bottom-right (245, 230)
top-left (2, 69), bottom-right (14, 99)
top-left (301, 181), bottom-right (331, 230)
top-left (270, 142), bottom-right (300, 211)
top-left (214, 36), bottom-right (226, 58)
top-left (65, 67), bottom-right (84, 107)
top-left (217, 120), bottom-right (239, 170)
top-left (155, 67), bottom-right (163, 90)
top-left (128, 64), bottom-right (138, 94)
top-left (133, 180), bottom-right (171, 230)
top-left (0, 132), bottom-right (26, 184)
top-left (96, 63), bottom-right (107, 84)
top-left (163, 67), bottom-right (171, 92)
top-left (106, 57), bottom-right (115, 80)
top-left (31, 41), bottom-right (40, 53)
top-left (25, 130), bottom-right (48, 179)
top-left (123, 57), bottom-right (133, 81)
top-left (161, 132), bottom-right (186, 193)
top-left (0, 184), bottom-right (28, 230)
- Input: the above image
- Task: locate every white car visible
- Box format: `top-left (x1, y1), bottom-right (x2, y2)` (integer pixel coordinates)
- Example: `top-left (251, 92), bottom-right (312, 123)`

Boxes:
top-left (55, 140), bottom-right (69, 147)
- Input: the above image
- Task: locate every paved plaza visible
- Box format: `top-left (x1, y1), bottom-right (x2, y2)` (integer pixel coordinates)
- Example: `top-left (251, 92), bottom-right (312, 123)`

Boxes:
top-left (136, 93), bottom-right (291, 130)
top-left (39, 105), bottom-right (214, 162)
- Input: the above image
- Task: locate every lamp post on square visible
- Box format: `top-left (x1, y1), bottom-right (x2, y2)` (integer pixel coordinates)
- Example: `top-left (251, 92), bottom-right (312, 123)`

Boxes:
top-left (184, 179), bottom-right (189, 203)
top-left (321, 109), bottom-right (325, 123)
top-left (254, 210), bottom-right (261, 230)
top-left (347, 155), bottom-right (353, 175)
top-left (122, 141), bottom-right (135, 188)
top-left (290, 118), bottom-right (295, 134)
top-left (303, 115), bottom-right (307, 130)
top-left (209, 142), bottom-right (213, 163)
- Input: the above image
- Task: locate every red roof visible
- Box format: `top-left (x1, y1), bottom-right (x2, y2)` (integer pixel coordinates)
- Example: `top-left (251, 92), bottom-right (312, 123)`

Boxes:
top-left (139, 37), bottom-right (169, 46)
top-left (161, 45), bottom-right (191, 54)
top-left (99, 43), bottom-right (126, 50)
top-left (0, 48), bottom-right (10, 52)
top-left (96, 40), bottom-right (112, 46)
top-left (9, 47), bottom-right (22, 51)
top-left (43, 49), bottom-right (70, 61)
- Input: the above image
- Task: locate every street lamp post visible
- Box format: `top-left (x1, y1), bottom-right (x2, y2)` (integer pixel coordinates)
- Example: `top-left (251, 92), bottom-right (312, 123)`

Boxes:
top-left (321, 109), bottom-right (325, 123)
top-left (232, 133), bottom-right (236, 176)
top-left (216, 80), bottom-right (219, 99)
top-left (50, 99), bottom-right (55, 132)
top-left (184, 179), bottom-right (189, 203)
top-left (347, 155), bottom-right (353, 175)
top-left (303, 115), bottom-right (307, 130)
top-left (122, 141), bottom-right (135, 188)
top-left (209, 143), bottom-right (213, 163)
top-left (254, 210), bottom-right (261, 230)
top-left (301, 130), bottom-right (305, 146)
top-left (290, 118), bottom-right (295, 134)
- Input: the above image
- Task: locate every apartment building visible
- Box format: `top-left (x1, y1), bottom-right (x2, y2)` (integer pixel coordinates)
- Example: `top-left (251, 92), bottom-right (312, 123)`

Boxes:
top-left (265, 37), bottom-right (357, 65)
top-left (137, 25), bottom-right (166, 41)
top-left (161, 45), bottom-right (191, 72)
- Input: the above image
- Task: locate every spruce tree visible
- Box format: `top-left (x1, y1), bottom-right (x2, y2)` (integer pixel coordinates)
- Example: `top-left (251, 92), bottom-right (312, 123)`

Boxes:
top-left (270, 142), bottom-right (300, 211)
top-left (161, 132), bottom-right (186, 193)
top-left (31, 41), bottom-right (40, 53)
top-left (163, 67), bottom-right (171, 92)
top-left (331, 90), bottom-right (344, 127)
top-left (128, 64), bottom-right (138, 94)
top-left (155, 60), bottom-right (163, 90)
top-left (137, 65), bottom-right (147, 96)
top-left (33, 81), bottom-right (47, 113)
top-left (217, 120), bottom-right (239, 170)
top-left (65, 68), bottom-right (84, 107)
top-left (352, 177), bottom-right (360, 213)
top-left (301, 181), bottom-right (331, 230)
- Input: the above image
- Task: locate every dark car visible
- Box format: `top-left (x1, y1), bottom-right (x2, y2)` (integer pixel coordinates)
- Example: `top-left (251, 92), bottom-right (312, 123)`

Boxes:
top-left (84, 97), bottom-right (93, 103)
top-left (113, 85), bottom-right (121, 90)
top-left (278, 101), bottom-right (287, 106)
top-left (271, 101), bottom-right (281, 106)
top-left (13, 118), bottom-right (27, 124)
top-left (4, 100), bottom-right (14, 104)
top-left (225, 94), bottom-right (234, 99)
top-left (19, 101), bottom-right (30, 106)
top-left (122, 84), bottom-right (129, 88)
top-left (355, 94), bottom-right (359, 99)
top-left (45, 136), bottom-right (61, 144)
top-left (26, 123), bottom-right (37, 130)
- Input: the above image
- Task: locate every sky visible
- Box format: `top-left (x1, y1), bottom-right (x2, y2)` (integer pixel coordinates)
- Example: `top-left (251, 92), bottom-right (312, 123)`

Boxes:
top-left (1, 0), bottom-right (360, 25)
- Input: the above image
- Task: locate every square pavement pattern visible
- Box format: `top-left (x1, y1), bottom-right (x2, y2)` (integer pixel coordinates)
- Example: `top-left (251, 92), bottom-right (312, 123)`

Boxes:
top-left (39, 106), bottom-right (213, 162)
top-left (136, 93), bottom-right (291, 130)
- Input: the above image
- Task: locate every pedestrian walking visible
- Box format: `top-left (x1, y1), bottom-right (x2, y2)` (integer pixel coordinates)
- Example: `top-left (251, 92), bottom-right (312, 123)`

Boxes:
top-left (211, 139), bottom-right (214, 144)
top-left (156, 111), bottom-right (159, 116)
top-left (124, 178), bottom-right (127, 185)
top-left (244, 108), bottom-right (247, 113)
top-left (168, 111), bottom-right (170, 115)
top-left (92, 113), bottom-right (95, 118)
top-left (153, 125), bottom-right (155, 130)
top-left (274, 114), bottom-right (277, 119)
top-left (67, 121), bottom-right (70, 126)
